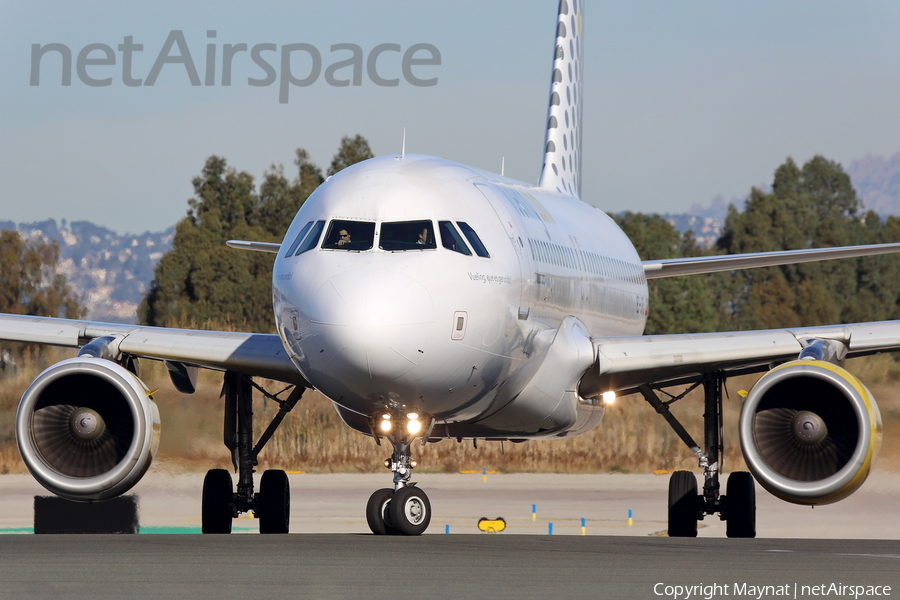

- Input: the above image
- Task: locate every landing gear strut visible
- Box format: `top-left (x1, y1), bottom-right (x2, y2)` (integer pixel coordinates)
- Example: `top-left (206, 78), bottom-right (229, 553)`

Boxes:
top-left (365, 411), bottom-right (432, 536)
top-left (201, 372), bottom-right (303, 534)
top-left (641, 371), bottom-right (756, 538)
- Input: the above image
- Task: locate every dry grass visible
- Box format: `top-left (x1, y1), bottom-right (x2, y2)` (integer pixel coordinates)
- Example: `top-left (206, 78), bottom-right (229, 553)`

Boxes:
top-left (1, 348), bottom-right (899, 475)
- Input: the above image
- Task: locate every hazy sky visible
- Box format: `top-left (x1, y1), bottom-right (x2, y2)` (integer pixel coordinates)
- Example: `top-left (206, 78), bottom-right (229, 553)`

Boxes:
top-left (3, 1), bottom-right (900, 234)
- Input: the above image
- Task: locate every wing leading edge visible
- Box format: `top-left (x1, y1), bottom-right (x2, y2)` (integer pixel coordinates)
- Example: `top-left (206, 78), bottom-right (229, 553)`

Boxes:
top-left (0, 313), bottom-right (308, 386)
top-left (579, 319), bottom-right (900, 398)
top-left (643, 242), bottom-right (900, 279)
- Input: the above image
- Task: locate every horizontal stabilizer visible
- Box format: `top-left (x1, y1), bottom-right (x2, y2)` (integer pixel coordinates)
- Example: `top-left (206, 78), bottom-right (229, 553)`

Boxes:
top-left (226, 240), bottom-right (281, 254)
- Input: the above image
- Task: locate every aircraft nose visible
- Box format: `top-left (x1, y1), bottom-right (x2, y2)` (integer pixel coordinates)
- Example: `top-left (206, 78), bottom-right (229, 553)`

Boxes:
top-left (308, 269), bottom-right (434, 381)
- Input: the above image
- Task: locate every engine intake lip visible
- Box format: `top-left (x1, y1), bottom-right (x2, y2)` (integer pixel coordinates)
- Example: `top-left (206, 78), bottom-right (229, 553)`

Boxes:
top-left (739, 360), bottom-right (879, 504)
top-left (16, 358), bottom-right (158, 501)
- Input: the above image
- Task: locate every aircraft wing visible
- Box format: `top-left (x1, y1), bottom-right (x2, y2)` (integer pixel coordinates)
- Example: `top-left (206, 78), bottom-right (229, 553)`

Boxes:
top-left (579, 320), bottom-right (900, 397)
top-left (0, 313), bottom-right (308, 387)
top-left (642, 242), bottom-right (900, 279)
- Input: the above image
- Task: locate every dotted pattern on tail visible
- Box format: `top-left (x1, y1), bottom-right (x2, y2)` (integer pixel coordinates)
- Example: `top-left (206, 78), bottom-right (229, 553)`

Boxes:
top-left (538, 0), bottom-right (584, 199)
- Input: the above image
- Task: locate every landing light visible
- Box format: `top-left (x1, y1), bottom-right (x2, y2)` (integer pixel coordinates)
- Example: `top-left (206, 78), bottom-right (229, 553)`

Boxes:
top-left (602, 391), bottom-right (617, 405)
top-left (380, 419), bottom-right (392, 432)
top-left (407, 419), bottom-right (422, 434)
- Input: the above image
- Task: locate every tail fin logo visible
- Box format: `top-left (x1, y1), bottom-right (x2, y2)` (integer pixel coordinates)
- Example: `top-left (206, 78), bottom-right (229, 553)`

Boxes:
top-left (538, 0), bottom-right (584, 199)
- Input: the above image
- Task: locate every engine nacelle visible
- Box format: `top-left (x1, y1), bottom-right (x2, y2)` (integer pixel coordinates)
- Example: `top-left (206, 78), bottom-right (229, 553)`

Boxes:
top-left (16, 357), bottom-right (161, 501)
top-left (739, 359), bottom-right (881, 505)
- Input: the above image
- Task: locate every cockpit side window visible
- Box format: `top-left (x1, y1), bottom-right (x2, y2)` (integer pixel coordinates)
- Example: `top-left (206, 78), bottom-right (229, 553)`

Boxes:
top-left (379, 220), bottom-right (436, 251)
top-left (457, 222), bottom-right (490, 258)
top-left (295, 220), bottom-right (325, 255)
top-left (438, 221), bottom-right (472, 255)
top-left (284, 221), bottom-right (314, 257)
top-left (322, 220), bottom-right (375, 251)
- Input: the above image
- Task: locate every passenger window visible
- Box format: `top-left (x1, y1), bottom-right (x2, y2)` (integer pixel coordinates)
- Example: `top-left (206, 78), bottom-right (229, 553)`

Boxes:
top-left (284, 221), bottom-right (314, 257)
top-left (379, 220), bottom-right (436, 251)
top-left (322, 220), bottom-right (375, 251)
top-left (438, 221), bottom-right (472, 255)
top-left (295, 221), bottom-right (325, 255)
top-left (457, 222), bottom-right (490, 258)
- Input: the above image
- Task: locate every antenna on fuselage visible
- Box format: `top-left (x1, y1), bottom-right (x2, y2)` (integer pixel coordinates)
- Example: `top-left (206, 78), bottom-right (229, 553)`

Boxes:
top-left (401, 128), bottom-right (406, 159)
top-left (501, 157), bottom-right (505, 177)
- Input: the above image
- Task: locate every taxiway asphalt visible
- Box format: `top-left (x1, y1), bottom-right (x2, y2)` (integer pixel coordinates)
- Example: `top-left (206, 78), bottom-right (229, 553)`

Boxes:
top-left (2, 472), bottom-right (898, 599)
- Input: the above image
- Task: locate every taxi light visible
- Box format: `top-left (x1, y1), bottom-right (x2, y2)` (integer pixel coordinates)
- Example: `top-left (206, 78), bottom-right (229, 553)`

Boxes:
top-left (602, 391), bottom-right (617, 405)
top-left (384, 459), bottom-right (391, 468)
top-left (410, 460), bottom-right (418, 468)
top-left (407, 419), bottom-right (422, 434)
top-left (381, 414), bottom-right (391, 420)
top-left (407, 412), bottom-right (419, 420)
top-left (380, 419), bottom-right (392, 432)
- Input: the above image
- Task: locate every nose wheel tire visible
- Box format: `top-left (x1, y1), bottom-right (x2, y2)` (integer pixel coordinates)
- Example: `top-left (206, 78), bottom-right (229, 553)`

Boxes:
top-left (366, 488), bottom-right (400, 535)
top-left (258, 469), bottom-right (290, 534)
top-left (202, 469), bottom-right (234, 534)
top-left (388, 486), bottom-right (431, 536)
top-left (725, 471), bottom-right (756, 538)
top-left (667, 470), bottom-right (698, 538)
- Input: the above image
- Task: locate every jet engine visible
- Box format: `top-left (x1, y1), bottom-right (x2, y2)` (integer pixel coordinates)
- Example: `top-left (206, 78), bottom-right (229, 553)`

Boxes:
top-left (16, 357), bottom-right (161, 501)
top-left (739, 359), bottom-right (881, 505)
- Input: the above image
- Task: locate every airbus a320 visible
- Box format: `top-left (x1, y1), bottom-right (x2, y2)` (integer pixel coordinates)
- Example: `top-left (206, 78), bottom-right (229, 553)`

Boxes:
top-left (3, 0), bottom-right (899, 537)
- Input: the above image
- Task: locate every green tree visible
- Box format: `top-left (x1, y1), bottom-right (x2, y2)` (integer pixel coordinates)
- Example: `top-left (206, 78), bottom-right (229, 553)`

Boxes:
top-left (614, 213), bottom-right (722, 335)
top-left (327, 135), bottom-right (374, 177)
top-left (0, 231), bottom-right (84, 318)
top-left (256, 150), bottom-right (324, 238)
top-left (717, 155), bottom-right (892, 329)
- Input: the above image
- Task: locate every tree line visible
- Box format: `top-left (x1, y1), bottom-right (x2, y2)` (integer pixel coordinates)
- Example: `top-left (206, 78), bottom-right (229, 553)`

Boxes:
top-left (618, 155), bottom-right (900, 335)
top-left (2, 144), bottom-right (898, 339)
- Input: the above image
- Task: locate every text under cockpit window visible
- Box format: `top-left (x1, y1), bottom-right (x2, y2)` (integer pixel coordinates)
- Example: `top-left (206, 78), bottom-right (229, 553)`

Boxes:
top-left (379, 220), bottom-right (436, 251)
top-left (322, 220), bottom-right (375, 251)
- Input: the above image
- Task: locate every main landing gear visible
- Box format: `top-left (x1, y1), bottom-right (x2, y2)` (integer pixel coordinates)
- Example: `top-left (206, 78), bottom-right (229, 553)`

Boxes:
top-left (365, 411), bottom-right (433, 536)
top-left (640, 371), bottom-right (756, 538)
top-left (201, 372), bottom-right (303, 534)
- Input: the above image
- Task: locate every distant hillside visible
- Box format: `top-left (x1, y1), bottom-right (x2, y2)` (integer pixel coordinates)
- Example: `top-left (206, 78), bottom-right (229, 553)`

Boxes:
top-left (846, 152), bottom-right (900, 216)
top-left (0, 220), bottom-right (173, 323)
top-left (660, 153), bottom-right (900, 248)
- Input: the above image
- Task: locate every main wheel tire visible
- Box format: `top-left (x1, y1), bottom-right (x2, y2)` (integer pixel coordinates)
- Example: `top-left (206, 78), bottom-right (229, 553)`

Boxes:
top-left (202, 469), bottom-right (234, 534)
top-left (668, 470), bottom-right (698, 538)
top-left (725, 471), bottom-right (756, 538)
top-left (366, 488), bottom-right (399, 535)
top-left (388, 486), bottom-right (431, 536)
top-left (259, 469), bottom-right (290, 534)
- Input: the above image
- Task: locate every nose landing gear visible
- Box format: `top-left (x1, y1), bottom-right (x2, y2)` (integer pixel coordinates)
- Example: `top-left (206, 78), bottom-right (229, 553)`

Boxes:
top-left (366, 411), bottom-right (433, 536)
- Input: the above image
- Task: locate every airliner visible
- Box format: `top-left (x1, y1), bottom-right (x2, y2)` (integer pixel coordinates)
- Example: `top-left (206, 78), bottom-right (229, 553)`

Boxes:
top-left (3, 0), bottom-right (900, 537)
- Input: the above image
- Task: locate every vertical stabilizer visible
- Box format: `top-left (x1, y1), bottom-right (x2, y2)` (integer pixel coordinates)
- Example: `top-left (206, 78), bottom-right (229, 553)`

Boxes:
top-left (538, 0), bottom-right (584, 199)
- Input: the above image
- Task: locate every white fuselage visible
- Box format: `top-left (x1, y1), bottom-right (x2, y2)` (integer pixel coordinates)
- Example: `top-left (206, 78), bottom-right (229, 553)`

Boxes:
top-left (272, 154), bottom-right (648, 438)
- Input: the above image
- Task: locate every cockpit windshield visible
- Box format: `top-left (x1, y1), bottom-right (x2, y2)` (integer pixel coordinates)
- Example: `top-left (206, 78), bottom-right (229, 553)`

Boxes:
top-left (322, 220), bottom-right (375, 250)
top-left (379, 220), bottom-right (436, 251)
